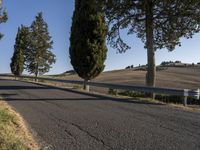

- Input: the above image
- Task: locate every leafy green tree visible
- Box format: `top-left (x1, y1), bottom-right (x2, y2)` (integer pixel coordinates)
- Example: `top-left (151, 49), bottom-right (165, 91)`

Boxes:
top-left (70, 0), bottom-right (108, 91)
top-left (26, 12), bottom-right (56, 77)
top-left (0, 0), bottom-right (8, 40)
top-left (104, 0), bottom-right (200, 88)
top-left (10, 26), bottom-right (29, 76)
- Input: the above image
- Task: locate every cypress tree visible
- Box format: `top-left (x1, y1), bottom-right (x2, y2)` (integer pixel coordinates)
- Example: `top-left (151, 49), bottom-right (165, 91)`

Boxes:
top-left (70, 0), bottom-right (108, 91)
top-left (10, 26), bottom-right (29, 76)
top-left (26, 12), bottom-right (56, 77)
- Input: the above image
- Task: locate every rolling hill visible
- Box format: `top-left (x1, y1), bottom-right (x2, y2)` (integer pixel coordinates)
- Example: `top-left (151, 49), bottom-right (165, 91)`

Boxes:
top-left (53, 67), bottom-right (200, 90)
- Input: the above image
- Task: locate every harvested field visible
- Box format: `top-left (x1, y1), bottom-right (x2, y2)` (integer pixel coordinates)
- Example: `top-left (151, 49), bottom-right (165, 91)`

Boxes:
top-left (53, 67), bottom-right (200, 90)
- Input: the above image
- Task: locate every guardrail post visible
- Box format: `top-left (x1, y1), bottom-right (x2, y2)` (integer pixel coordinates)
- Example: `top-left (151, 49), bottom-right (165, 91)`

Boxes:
top-left (115, 89), bottom-right (118, 96)
top-left (183, 96), bottom-right (187, 106)
top-left (196, 89), bottom-right (200, 100)
top-left (183, 89), bottom-right (188, 106)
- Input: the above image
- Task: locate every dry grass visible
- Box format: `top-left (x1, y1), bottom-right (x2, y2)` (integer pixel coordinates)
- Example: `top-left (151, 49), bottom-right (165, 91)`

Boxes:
top-left (0, 100), bottom-right (39, 150)
top-left (168, 103), bottom-right (200, 112)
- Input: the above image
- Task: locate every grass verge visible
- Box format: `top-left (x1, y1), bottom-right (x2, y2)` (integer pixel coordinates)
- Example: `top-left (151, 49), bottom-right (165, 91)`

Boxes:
top-left (0, 100), bottom-right (39, 150)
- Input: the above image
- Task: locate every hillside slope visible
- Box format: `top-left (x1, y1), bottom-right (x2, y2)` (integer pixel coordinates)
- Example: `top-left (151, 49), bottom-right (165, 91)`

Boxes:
top-left (54, 67), bottom-right (200, 89)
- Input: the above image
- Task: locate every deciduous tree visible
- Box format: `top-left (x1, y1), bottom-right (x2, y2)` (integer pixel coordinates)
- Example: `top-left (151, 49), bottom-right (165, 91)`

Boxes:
top-left (104, 0), bottom-right (200, 89)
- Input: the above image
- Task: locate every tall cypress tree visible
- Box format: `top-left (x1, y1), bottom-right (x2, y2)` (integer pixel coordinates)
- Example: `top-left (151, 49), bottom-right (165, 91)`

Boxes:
top-left (10, 26), bottom-right (29, 76)
top-left (70, 0), bottom-right (108, 91)
top-left (26, 12), bottom-right (56, 77)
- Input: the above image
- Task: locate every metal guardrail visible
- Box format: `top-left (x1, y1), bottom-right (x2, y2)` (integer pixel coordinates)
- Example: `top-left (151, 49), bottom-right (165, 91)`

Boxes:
top-left (0, 74), bottom-right (199, 106)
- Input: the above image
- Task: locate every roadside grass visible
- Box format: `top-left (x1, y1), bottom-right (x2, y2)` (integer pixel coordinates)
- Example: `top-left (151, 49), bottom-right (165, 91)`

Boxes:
top-left (0, 100), bottom-right (39, 150)
top-left (107, 89), bottom-right (200, 111)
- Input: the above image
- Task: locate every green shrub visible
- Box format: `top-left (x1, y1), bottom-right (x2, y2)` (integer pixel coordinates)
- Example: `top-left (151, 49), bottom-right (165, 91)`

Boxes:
top-left (108, 88), bottom-right (118, 95)
top-left (118, 90), bottom-right (146, 98)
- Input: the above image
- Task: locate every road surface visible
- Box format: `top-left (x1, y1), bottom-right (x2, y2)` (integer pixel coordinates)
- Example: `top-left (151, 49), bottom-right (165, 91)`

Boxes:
top-left (0, 79), bottom-right (200, 150)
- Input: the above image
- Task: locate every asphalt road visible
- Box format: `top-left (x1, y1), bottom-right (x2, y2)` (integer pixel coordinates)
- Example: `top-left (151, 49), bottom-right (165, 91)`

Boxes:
top-left (0, 79), bottom-right (200, 150)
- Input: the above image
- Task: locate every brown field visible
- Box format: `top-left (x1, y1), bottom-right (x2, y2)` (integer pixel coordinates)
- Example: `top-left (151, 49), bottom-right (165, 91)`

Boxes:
top-left (53, 67), bottom-right (200, 89)
top-left (53, 67), bottom-right (200, 92)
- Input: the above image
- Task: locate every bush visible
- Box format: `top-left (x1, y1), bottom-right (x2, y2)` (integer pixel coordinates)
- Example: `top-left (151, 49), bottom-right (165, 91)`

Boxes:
top-left (108, 88), bottom-right (118, 95)
top-left (118, 90), bottom-right (146, 98)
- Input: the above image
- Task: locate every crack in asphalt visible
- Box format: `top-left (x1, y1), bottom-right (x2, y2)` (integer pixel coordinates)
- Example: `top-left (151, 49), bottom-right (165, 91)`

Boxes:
top-left (70, 122), bottom-right (113, 150)
top-left (50, 113), bottom-right (113, 150)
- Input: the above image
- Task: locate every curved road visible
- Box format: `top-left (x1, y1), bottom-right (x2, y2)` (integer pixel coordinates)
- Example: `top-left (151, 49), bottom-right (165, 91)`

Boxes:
top-left (0, 79), bottom-right (200, 150)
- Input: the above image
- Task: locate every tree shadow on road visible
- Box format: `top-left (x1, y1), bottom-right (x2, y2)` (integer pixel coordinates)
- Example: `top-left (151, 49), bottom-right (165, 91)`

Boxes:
top-left (0, 81), bottom-right (164, 106)
top-left (0, 86), bottom-right (57, 90)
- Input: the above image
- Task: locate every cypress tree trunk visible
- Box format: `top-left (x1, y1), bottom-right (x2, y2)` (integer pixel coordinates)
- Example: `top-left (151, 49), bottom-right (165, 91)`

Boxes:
top-left (146, 0), bottom-right (156, 98)
top-left (83, 79), bottom-right (90, 92)
top-left (35, 72), bottom-right (38, 82)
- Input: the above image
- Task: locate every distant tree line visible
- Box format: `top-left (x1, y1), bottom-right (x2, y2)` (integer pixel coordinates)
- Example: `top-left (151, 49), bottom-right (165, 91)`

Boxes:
top-left (125, 65), bottom-right (134, 69)
top-left (160, 61), bottom-right (181, 66)
top-left (160, 61), bottom-right (199, 67)
top-left (10, 12), bottom-right (56, 77)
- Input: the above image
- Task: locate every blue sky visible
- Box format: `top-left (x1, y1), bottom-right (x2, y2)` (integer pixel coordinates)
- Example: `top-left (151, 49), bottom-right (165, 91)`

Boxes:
top-left (0, 0), bottom-right (200, 75)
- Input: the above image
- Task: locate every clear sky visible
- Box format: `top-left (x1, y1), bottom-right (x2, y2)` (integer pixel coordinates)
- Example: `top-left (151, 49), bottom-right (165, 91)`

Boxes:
top-left (0, 0), bottom-right (200, 75)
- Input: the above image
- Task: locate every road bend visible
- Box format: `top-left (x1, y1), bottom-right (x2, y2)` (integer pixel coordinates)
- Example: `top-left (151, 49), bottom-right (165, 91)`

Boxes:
top-left (0, 79), bottom-right (199, 150)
